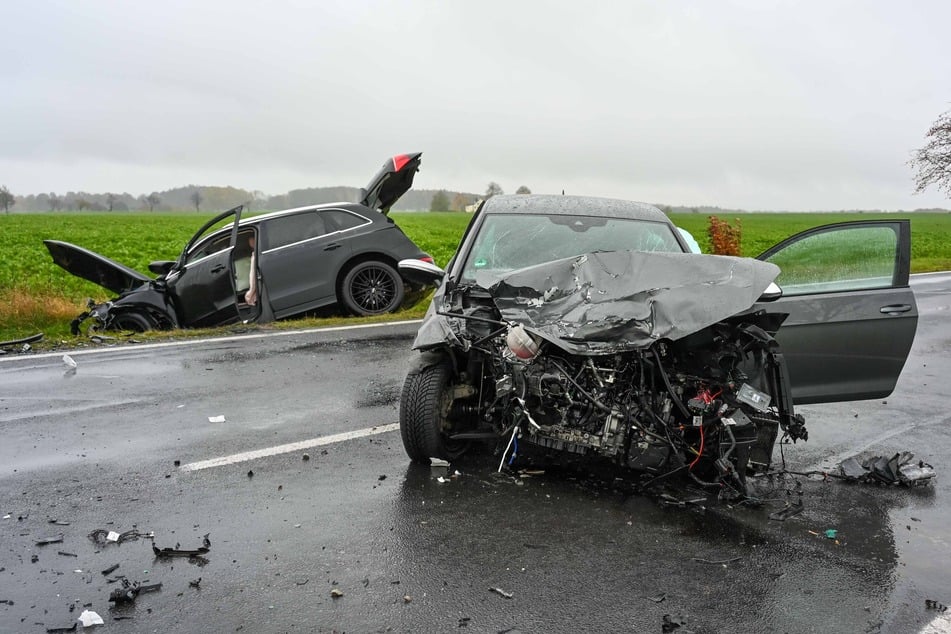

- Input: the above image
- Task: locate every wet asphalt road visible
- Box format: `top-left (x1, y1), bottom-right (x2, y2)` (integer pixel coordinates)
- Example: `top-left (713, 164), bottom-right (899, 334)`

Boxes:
top-left (1, 275), bottom-right (951, 634)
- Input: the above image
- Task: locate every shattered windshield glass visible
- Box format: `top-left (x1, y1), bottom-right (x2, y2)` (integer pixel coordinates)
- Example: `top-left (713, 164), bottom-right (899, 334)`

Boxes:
top-left (459, 213), bottom-right (684, 283)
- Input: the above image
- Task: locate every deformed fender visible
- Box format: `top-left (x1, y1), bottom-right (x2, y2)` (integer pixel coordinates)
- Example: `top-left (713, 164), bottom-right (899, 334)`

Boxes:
top-left (405, 350), bottom-right (451, 376)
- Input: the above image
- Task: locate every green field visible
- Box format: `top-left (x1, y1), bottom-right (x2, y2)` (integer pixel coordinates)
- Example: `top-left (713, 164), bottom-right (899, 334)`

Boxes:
top-left (2, 210), bottom-right (949, 344)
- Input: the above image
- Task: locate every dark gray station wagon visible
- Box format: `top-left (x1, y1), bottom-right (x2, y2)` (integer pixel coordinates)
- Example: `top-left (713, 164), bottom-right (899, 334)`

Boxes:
top-left (45, 153), bottom-right (432, 332)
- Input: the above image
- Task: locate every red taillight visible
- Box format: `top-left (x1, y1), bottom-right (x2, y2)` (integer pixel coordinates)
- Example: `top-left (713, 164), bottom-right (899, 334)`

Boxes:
top-left (419, 256), bottom-right (434, 264)
top-left (392, 154), bottom-right (411, 171)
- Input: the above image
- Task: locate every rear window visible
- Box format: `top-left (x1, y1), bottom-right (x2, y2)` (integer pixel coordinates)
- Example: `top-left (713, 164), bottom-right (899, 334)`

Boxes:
top-left (323, 209), bottom-right (368, 232)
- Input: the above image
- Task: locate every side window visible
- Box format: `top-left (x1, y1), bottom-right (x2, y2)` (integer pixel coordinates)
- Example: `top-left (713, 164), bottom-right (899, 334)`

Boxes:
top-left (764, 225), bottom-right (898, 295)
top-left (262, 211), bottom-right (326, 250)
top-left (323, 209), bottom-right (368, 232)
top-left (186, 233), bottom-right (231, 264)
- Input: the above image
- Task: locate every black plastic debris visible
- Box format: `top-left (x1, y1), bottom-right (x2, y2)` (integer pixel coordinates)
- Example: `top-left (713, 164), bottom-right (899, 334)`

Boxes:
top-left (35, 535), bottom-right (64, 546)
top-left (101, 564), bottom-right (120, 576)
top-left (649, 592), bottom-right (667, 603)
top-left (769, 501), bottom-right (804, 521)
top-left (57, 551), bottom-right (78, 558)
top-left (45, 624), bottom-right (77, 633)
top-left (108, 579), bottom-right (163, 605)
top-left (925, 599), bottom-right (949, 612)
top-left (152, 533), bottom-right (211, 558)
top-left (662, 614), bottom-right (688, 633)
top-left (838, 453), bottom-right (936, 486)
top-left (0, 333), bottom-right (43, 348)
top-left (189, 578), bottom-right (202, 588)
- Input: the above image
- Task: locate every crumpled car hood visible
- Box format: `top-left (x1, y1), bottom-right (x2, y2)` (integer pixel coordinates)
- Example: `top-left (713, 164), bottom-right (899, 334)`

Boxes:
top-left (414, 251), bottom-right (780, 355)
top-left (44, 240), bottom-right (152, 295)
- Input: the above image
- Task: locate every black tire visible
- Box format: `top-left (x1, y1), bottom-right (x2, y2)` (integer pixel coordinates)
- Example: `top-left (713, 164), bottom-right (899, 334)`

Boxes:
top-left (399, 359), bottom-right (467, 462)
top-left (340, 260), bottom-right (404, 316)
top-left (110, 311), bottom-right (154, 332)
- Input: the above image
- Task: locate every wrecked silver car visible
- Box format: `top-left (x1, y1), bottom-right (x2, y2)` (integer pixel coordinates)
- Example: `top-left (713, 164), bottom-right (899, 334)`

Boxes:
top-left (397, 195), bottom-right (918, 494)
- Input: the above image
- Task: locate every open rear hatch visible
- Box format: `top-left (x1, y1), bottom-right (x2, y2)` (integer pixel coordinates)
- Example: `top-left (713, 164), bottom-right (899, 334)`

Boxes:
top-left (359, 152), bottom-right (422, 214)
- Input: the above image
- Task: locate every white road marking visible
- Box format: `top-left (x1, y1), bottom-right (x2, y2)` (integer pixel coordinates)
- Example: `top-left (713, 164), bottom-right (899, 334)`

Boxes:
top-left (181, 423), bottom-right (400, 471)
top-left (0, 319), bottom-right (422, 363)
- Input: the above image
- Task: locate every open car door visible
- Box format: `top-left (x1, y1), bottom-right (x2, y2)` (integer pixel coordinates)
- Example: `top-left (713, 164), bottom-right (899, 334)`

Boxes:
top-left (167, 205), bottom-right (244, 328)
top-left (755, 220), bottom-right (917, 405)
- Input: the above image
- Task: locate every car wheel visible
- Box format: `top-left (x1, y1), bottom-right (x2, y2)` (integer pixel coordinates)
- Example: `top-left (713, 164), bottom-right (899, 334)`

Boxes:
top-left (341, 260), bottom-right (404, 316)
top-left (399, 358), bottom-right (468, 463)
top-left (110, 311), bottom-right (154, 332)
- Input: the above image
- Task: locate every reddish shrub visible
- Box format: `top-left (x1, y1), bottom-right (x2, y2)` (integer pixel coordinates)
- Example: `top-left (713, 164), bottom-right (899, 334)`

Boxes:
top-left (707, 216), bottom-right (742, 256)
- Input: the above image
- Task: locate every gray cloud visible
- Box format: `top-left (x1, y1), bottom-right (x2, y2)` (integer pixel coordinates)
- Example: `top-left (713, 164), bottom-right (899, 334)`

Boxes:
top-left (2, 0), bottom-right (949, 210)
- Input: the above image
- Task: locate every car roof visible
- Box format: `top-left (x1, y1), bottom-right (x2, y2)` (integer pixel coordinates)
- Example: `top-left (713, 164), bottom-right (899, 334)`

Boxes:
top-left (481, 194), bottom-right (670, 222)
top-left (228, 202), bottom-right (375, 229)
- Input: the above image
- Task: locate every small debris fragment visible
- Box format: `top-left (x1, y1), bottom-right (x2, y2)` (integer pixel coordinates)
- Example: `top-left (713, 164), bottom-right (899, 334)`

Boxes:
top-left (247, 470), bottom-right (254, 478)
top-left (101, 564), bottom-right (119, 576)
top-left (295, 579), bottom-right (309, 586)
top-left (925, 599), bottom-right (949, 612)
top-left (769, 501), bottom-right (804, 521)
top-left (208, 415), bottom-right (226, 423)
top-left (378, 475), bottom-right (387, 481)
top-left (330, 589), bottom-right (344, 598)
top-left (62, 354), bottom-right (77, 369)
top-left (649, 593), bottom-right (667, 603)
top-left (108, 579), bottom-right (163, 604)
top-left (824, 529), bottom-right (838, 540)
top-left (429, 457), bottom-right (450, 468)
top-left (692, 556), bottom-right (742, 565)
top-left (45, 624), bottom-right (77, 633)
top-left (662, 614), bottom-right (688, 632)
top-left (489, 587), bottom-right (513, 599)
top-left (77, 609), bottom-right (104, 627)
top-left (436, 476), bottom-right (449, 483)
top-left (403, 595), bottom-right (413, 604)
top-left (35, 535), bottom-right (64, 546)
top-left (152, 534), bottom-right (211, 558)
top-left (189, 578), bottom-right (201, 589)
top-left (48, 519), bottom-right (71, 526)
top-left (458, 617), bottom-right (471, 627)
top-left (302, 453), bottom-right (311, 461)
top-left (174, 460), bottom-right (181, 467)
top-left (57, 551), bottom-right (78, 558)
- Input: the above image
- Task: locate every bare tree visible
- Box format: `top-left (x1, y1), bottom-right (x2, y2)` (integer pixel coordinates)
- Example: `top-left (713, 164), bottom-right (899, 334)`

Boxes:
top-left (190, 190), bottom-right (202, 212)
top-left (0, 185), bottom-right (14, 213)
top-left (147, 192), bottom-right (161, 212)
top-left (910, 108), bottom-right (951, 197)
top-left (76, 198), bottom-right (91, 212)
top-left (485, 182), bottom-right (504, 199)
top-left (515, 185), bottom-right (531, 195)
top-left (106, 193), bottom-right (116, 212)
top-left (49, 193), bottom-right (62, 212)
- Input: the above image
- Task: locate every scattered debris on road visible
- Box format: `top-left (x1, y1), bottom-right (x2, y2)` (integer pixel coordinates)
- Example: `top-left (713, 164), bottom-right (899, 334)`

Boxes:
top-left (152, 533), bottom-right (211, 559)
top-left (62, 354), bottom-right (77, 369)
top-left (208, 415), bottom-right (226, 423)
top-left (489, 587), bottom-right (513, 599)
top-left (838, 453), bottom-right (936, 486)
top-left (108, 580), bottom-right (163, 605)
top-left (330, 589), bottom-right (344, 598)
top-left (101, 564), bottom-right (119, 575)
top-left (35, 535), bottom-right (64, 546)
top-left (769, 500), bottom-right (804, 521)
top-left (926, 599), bottom-right (948, 612)
top-left (662, 613), bottom-right (688, 632)
top-left (77, 609), bottom-right (104, 627)
top-left (88, 528), bottom-right (152, 546)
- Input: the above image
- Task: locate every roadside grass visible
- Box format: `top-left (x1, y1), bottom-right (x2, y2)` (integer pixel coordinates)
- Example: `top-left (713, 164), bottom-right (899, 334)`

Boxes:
top-left (1, 210), bottom-right (949, 347)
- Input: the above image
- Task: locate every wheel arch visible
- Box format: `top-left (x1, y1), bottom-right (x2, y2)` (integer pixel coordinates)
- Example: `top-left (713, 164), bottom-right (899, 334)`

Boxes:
top-left (334, 251), bottom-right (400, 301)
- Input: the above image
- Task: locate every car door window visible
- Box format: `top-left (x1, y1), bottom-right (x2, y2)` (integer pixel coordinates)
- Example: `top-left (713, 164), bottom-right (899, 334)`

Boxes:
top-left (186, 233), bottom-right (231, 264)
top-left (263, 211), bottom-right (327, 250)
top-left (762, 224), bottom-right (899, 295)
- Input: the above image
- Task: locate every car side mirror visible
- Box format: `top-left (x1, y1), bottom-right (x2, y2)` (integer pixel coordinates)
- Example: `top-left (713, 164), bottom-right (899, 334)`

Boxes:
top-left (758, 281), bottom-right (783, 302)
top-left (398, 259), bottom-right (445, 286)
top-left (148, 260), bottom-right (176, 276)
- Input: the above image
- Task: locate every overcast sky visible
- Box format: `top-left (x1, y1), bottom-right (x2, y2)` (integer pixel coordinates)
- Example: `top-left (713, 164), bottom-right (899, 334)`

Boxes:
top-left (3, 1), bottom-right (949, 210)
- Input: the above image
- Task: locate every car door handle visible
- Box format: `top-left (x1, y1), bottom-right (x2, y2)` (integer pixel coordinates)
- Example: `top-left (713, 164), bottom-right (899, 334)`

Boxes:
top-left (324, 243), bottom-right (342, 251)
top-left (211, 264), bottom-right (226, 274)
top-left (880, 304), bottom-right (912, 315)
